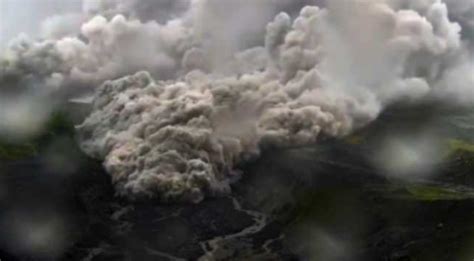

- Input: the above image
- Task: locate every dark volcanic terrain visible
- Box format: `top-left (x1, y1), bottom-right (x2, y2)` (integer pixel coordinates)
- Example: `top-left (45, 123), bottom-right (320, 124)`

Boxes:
top-left (1, 134), bottom-right (474, 260)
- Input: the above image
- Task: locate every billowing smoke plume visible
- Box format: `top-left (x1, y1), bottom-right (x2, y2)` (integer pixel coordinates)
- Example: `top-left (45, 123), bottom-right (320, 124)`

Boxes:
top-left (1, 0), bottom-right (473, 202)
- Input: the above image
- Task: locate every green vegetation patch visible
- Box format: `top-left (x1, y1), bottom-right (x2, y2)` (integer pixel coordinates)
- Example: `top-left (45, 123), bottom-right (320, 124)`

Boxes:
top-left (0, 142), bottom-right (38, 160)
top-left (404, 184), bottom-right (474, 201)
top-left (447, 139), bottom-right (474, 154)
top-left (372, 183), bottom-right (474, 201)
top-left (0, 111), bottom-right (75, 161)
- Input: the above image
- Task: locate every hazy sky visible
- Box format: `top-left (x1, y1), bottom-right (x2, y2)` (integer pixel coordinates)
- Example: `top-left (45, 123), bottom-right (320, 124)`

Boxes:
top-left (0, 0), bottom-right (82, 46)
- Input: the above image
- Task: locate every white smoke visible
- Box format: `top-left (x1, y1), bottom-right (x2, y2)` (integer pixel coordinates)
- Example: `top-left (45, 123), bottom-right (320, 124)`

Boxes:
top-left (372, 132), bottom-right (445, 179)
top-left (1, 0), bottom-right (473, 202)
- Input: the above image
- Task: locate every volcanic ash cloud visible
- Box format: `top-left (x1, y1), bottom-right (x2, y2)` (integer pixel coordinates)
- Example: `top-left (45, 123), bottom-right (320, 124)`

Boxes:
top-left (1, 0), bottom-right (472, 202)
top-left (76, 68), bottom-right (350, 202)
top-left (78, 0), bottom-right (471, 202)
